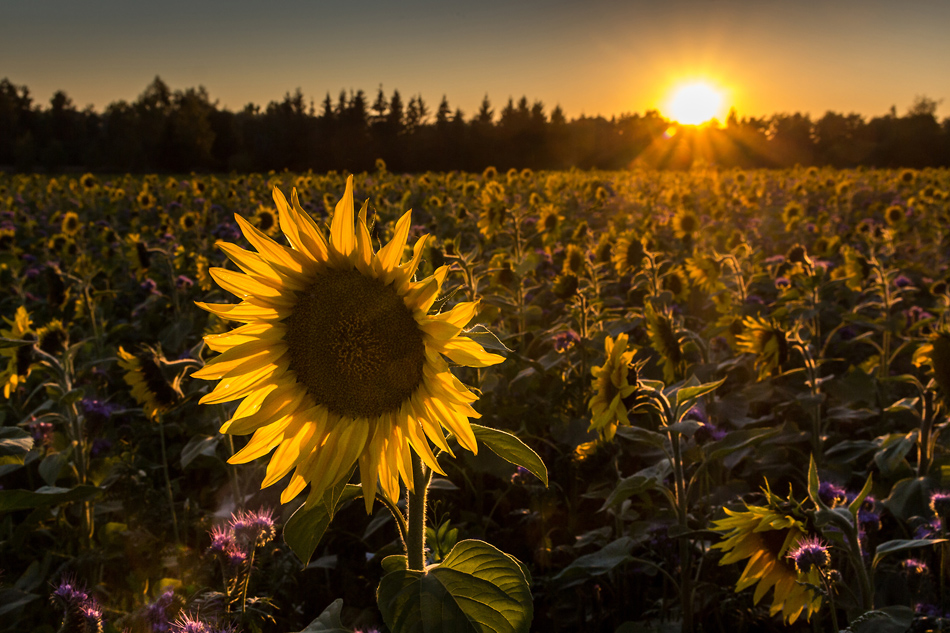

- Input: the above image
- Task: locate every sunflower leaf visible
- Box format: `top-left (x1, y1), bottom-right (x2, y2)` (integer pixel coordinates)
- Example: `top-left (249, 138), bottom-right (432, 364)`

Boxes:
top-left (470, 424), bottom-right (547, 486)
top-left (872, 539), bottom-right (946, 569)
top-left (284, 484), bottom-right (362, 565)
top-left (377, 539), bottom-right (532, 633)
top-left (0, 427), bottom-right (33, 457)
top-left (295, 598), bottom-right (354, 633)
top-left (0, 485), bottom-right (100, 513)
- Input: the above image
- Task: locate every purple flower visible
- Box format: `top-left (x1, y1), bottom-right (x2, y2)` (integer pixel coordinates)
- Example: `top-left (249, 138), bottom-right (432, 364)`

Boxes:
top-left (893, 274), bottom-right (913, 289)
top-left (145, 589), bottom-right (176, 633)
top-left (818, 481), bottom-right (848, 508)
top-left (141, 278), bottom-right (159, 294)
top-left (774, 277), bottom-right (791, 290)
top-left (553, 330), bottom-right (580, 353)
top-left (915, 517), bottom-right (942, 539)
top-left (930, 491), bottom-right (950, 521)
top-left (29, 421), bottom-right (54, 444)
top-left (230, 508), bottom-right (276, 548)
top-left (208, 525), bottom-right (235, 555)
top-left (176, 275), bottom-right (194, 290)
top-left (91, 439), bottom-right (113, 458)
top-left (788, 535), bottom-right (830, 574)
top-left (902, 559), bottom-right (928, 575)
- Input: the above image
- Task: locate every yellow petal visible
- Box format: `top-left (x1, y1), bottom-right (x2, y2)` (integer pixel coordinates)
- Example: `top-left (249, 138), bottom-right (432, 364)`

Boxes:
top-left (291, 189), bottom-right (331, 261)
top-left (377, 209), bottom-right (412, 272)
top-left (217, 241), bottom-right (308, 291)
top-left (198, 356), bottom-right (290, 405)
top-left (235, 214), bottom-right (312, 279)
top-left (330, 175), bottom-right (356, 259)
top-left (195, 301), bottom-right (288, 323)
top-left (440, 336), bottom-right (505, 367)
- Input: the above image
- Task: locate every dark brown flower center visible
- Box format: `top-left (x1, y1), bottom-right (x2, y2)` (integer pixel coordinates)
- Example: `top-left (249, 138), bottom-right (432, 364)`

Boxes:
top-left (284, 268), bottom-right (425, 419)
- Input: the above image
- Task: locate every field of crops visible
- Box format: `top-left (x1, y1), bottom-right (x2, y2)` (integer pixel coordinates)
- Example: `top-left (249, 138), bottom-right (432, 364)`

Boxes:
top-left (2, 165), bottom-right (950, 632)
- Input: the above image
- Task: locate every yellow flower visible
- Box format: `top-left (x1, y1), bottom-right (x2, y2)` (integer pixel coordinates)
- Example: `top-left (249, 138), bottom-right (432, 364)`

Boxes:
top-left (1, 307), bottom-right (34, 398)
top-left (736, 316), bottom-right (788, 380)
top-left (712, 503), bottom-right (822, 624)
top-left (194, 176), bottom-right (504, 513)
top-left (61, 211), bottom-right (81, 237)
top-left (117, 347), bottom-right (179, 420)
top-left (588, 334), bottom-right (637, 440)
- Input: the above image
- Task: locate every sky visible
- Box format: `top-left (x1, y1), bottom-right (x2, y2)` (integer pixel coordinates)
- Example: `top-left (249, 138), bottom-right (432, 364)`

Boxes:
top-left (3, 0), bottom-right (949, 122)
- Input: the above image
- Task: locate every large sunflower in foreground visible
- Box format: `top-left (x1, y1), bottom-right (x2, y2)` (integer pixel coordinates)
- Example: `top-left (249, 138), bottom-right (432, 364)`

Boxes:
top-left (712, 502), bottom-right (821, 624)
top-left (195, 176), bottom-right (504, 513)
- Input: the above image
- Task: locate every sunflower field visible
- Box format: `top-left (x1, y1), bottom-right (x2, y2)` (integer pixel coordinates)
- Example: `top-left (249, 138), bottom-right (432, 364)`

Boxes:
top-left (2, 165), bottom-right (950, 633)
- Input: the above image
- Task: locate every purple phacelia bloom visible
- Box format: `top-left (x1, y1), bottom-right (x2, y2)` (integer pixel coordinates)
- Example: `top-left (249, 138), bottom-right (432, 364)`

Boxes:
top-left (208, 525), bottom-right (235, 555)
top-left (894, 274), bottom-right (914, 289)
top-left (145, 589), bottom-right (176, 633)
top-left (176, 275), bottom-right (194, 290)
top-left (818, 481), bottom-right (848, 507)
top-left (902, 559), bottom-right (928, 575)
top-left (81, 398), bottom-right (117, 420)
top-left (230, 508), bottom-right (276, 548)
top-left (915, 517), bottom-right (942, 539)
top-left (930, 491), bottom-right (950, 519)
top-left (774, 277), bottom-right (791, 290)
top-left (141, 278), bottom-right (159, 294)
top-left (788, 535), bottom-right (830, 573)
top-left (29, 421), bottom-right (54, 444)
top-left (91, 439), bottom-right (113, 458)
top-left (553, 330), bottom-right (580, 353)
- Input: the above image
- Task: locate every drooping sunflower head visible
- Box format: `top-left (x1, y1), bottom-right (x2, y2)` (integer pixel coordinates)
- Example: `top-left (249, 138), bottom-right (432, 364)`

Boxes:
top-left (194, 176), bottom-right (504, 513)
top-left (117, 346), bottom-right (180, 420)
top-left (588, 333), bottom-right (637, 440)
top-left (736, 316), bottom-right (789, 380)
top-left (612, 233), bottom-right (647, 276)
top-left (36, 319), bottom-right (68, 356)
top-left (1, 306), bottom-right (35, 399)
top-left (712, 496), bottom-right (822, 624)
top-left (644, 303), bottom-right (684, 384)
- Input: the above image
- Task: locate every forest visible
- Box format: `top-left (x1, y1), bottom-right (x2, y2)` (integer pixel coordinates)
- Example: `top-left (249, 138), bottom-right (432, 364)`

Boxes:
top-left (1, 76), bottom-right (948, 174)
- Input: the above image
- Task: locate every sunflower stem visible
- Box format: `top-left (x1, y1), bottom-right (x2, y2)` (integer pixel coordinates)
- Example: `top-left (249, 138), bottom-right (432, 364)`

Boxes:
top-left (157, 413), bottom-right (181, 545)
top-left (407, 452), bottom-right (432, 571)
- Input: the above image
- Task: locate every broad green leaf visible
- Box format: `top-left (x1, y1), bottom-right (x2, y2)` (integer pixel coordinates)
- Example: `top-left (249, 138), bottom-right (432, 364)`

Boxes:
top-left (881, 477), bottom-right (931, 521)
top-left (674, 377), bottom-right (726, 412)
top-left (470, 424), bottom-right (547, 486)
top-left (0, 485), bottom-right (100, 513)
top-left (38, 453), bottom-right (66, 486)
top-left (614, 426), bottom-right (666, 449)
top-left (0, 588), bottom-right (38, 617)
top-left (377, 539), bottom-right (532, 633)
top-left (553, 537), bottom-right (635, 587)
top-left (180, 434), bottom-right (219, 468)
top-left (872, 539), bottom-right (946, 568)
top-left (284, 483), bottom-right (362, 565)
top-left (703, 427), bottom-right (779, 463)
top-left (847, 606), bottom-right (915, 633)
top-left (601, 461), bottom-right (672, 511)
top-left (296, 598), bottom-right (354, 633)
top-left (0, 427), bottom-right (33, 457)
top-left (463, 326), bottom-right (514, 353)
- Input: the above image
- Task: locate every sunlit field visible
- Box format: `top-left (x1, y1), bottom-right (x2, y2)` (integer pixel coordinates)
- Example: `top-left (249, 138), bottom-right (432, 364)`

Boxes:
top-left (3, 165), bottom-right (950, 632)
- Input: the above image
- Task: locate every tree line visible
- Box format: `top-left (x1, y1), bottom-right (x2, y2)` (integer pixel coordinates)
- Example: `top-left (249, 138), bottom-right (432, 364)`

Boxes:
top-left (1, 76), bottom-right (947, 173)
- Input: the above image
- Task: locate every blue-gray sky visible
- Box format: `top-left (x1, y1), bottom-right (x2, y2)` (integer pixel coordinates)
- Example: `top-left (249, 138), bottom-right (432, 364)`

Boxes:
top-left (4, 0), bottom-right (949, 120)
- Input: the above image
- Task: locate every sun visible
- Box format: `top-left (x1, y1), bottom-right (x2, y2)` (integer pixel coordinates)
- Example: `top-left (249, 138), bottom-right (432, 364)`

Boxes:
top-left (667, 81), bottom-right (724, 126)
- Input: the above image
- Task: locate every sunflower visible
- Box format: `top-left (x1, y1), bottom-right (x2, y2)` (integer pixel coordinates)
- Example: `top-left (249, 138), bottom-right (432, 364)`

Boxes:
top-left (736, 316), bottom-right (788, 380)
top-left (61, 211), bottom-right (82, 237)
top-left (1, 307), bottom-right (35, 398)
top-left (712, 501), bottom-right (822, 624)
top-left (194, 176), bottom-right (504, 513)
top-left (253, 205), bottom-right (279, 236)
top-left (645, 303), bottom-right (684, 383)
top-left (612, 233), bottom-right (647, 276)
top-left (36, 319), bottom-right (68, 356)
top-left (179, 212), bottom-right (199, 233)
top-left (588, 333), bottom-right (637, 440)
top-left (117, 347), bottom-right (180, 420)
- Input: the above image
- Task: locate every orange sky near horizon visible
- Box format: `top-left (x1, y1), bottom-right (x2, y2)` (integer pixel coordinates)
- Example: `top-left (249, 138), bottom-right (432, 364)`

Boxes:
top-left (3, 0), bottom-right (949, 122)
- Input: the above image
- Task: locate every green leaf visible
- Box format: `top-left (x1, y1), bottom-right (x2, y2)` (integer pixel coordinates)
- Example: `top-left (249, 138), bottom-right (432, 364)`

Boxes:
top-left (848, 471), bottom-right (874, 520)
top-left (377, 539), bottom-right (532, 633)
top-left (470, 424), bottom-right (547, 487)
top-left (881, 477), bottom-right (931, 521)
top-left (872, 539), bottom-right (946, 568)
top-left (0, 485), bottom-right (100, 513)
top-left (703, 427), bottom-right (779, 463)
top-left (0, 427), bottom-right (33, 457)
top-left (614, 426), bottom-right (666, 449)
top-left (283, 483), bottom-right (362, 565)
top-left (180, 435), bottom-right (219, 469)
top-left (553, 537), bottom-right (635, 587)
top-left (0, 588), bottom-right (38, 617)
top-left (463, 326), bottom-right (514, 353)
top-left (601, 461), bottom-right (672, 511)
top-left (296, 598), bottom-right (354, 633)
top-left (807, 454), bottom-right (823, 509)
top-left (674, 377), bottom-right (726, 412)
top-left (38, 453), bottom-right (66, 486)
top-left (847, 606), bottom-right (915, 633)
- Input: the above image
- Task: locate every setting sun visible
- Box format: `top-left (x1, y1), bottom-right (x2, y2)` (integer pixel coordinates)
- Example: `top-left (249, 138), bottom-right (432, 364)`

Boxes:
top-left (667, 81), bottom-right (725, 125)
